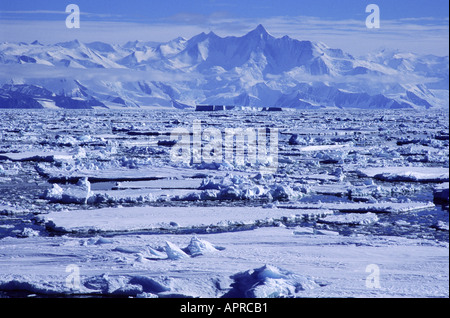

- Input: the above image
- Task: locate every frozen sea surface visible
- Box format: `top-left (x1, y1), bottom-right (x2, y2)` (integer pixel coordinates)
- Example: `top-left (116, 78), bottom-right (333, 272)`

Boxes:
top-left (0, 109), bottom-right (448, 298)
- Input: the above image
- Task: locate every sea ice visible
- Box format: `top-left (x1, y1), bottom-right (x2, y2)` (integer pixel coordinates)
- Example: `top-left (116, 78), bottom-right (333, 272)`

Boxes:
top-left (17, 228), bottom-right (40, 238)
top-left (278, 201), bottom-right (435, 213)
top-left (43, 177), bottom-right (91, 204)
top-left (315, 229), bottom-right (340, 236)
top-left (433, 221), bottom-right (449, 231)
top-left (357, 167), bottom-right (449, 183)
top-left (292, 227), bottom-right (315, 235)
top-left (318, 213), bottom-right (379, 225)
top-left (224, 265), bottom-right (321, 298)
top-left (165, 241), bottom-right (189, 260)
top-left (198, 174), bottom-right (300, 201)
top-left (0, 109), bottom-right (448, 299)
top-left (0, 227), bottom-right (448, 298)
top-left (186, 236), bottom-right (221, 256)
top-left (41, 206), bottom-right (333, 234)
top-left (0, 151), bottom-right (75, 162)
top-left (83, 274), bottom-right (143, 295)
top-left (433, 183), bottom-right (449, 203)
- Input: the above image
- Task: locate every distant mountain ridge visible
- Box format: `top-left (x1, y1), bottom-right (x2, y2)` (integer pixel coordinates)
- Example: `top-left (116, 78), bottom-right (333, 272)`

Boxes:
top-left (0, 25), bottom-right (448, 110)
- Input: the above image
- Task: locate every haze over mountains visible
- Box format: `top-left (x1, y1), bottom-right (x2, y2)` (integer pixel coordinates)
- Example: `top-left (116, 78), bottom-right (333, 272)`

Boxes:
top-left (0, 25), bottom-right (448, 110)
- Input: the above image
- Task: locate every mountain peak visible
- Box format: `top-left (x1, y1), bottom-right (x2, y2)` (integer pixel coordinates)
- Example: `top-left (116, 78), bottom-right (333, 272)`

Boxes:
top-left (246, 24), bottom-right (272, 39)
top-left (172, 36), bottom-right (187, 43)
top-left (207, 31), bottom-right (218, 37)
top-left (255, 24), bottom-right (268, 34)
top-left (86, 41), bottom-right (116, 53)
top-left (56, 39), bottom-right (83, 49)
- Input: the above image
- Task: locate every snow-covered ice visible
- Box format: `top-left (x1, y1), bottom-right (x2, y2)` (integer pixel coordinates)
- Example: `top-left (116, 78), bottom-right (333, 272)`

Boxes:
top-left (318, 213), bottom-right (379, 225)
top-left (278, 201), bottom-right (436, 213)
top-left (0, 109), bottom-right (448, 298)
top-left (224, 264), bottom-right (321, 298)
top-left (0, 227), bottom-right (447, 298)
top-left (41, 206), bottom-right (333, 234)
top-left (357, 167), bottom-right (449, 183)
top-left (0, 151), bottom-right (76, 162)
top-left (0, 20), bottom-right (448, 300)
top-left (434, 183), bottom-right (449, 203)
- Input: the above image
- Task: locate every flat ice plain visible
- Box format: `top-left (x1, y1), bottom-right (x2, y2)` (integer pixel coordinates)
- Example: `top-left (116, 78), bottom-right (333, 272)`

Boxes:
top-left (0, 109), bottom-right (448, 298)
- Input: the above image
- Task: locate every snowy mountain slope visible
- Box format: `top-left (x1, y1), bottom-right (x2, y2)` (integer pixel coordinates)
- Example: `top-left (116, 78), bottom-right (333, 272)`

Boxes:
top-left (366, 49), bottom-right (449, 90)
top-left (0, 25), bottom-right (448, 110)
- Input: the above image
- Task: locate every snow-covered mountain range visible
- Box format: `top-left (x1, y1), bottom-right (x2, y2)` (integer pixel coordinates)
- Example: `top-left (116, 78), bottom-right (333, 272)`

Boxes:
top-left (0, 25), bottom-right (448, 110)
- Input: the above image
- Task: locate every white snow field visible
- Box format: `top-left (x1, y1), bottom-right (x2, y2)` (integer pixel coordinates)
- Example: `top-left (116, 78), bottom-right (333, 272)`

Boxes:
top-left (0, 109), bottom-right (448, 298)
top-left (0, 227), bottom-right (447, 298)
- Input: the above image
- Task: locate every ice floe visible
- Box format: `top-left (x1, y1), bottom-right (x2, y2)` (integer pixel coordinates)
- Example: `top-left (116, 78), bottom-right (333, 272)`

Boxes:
top-left (357, 167), bottom-right (449, 183)
top-left (186, 236), bottom-right (223, 256)
top-left (318, 213), bottom-right (379, 225)
top-left (223, 265), bottom-right (322, 298)
top-left (278, 201), bottom-right (435, 213)
top-left (433, 183), bottom-right (449, 203)
top-left (43, 177), bottom-right (91, 204)
top-left (0, 151), bottom-right (77, 162)
top-left (41, 206), bottom-right (333, 234)
top-left (165, 241), bottom-right (190, 260)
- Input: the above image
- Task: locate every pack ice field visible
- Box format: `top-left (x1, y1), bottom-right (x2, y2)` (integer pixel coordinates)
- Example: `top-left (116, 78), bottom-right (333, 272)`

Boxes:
top-left (0, 108), bottom-right (448, 298)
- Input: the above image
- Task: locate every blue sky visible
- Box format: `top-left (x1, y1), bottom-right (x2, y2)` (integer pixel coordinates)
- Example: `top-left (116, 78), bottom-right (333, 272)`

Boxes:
top-left (0, 0), bottom-right (448, 56)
